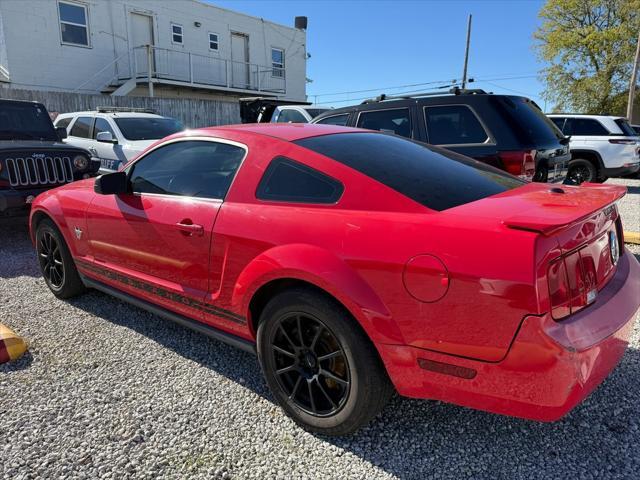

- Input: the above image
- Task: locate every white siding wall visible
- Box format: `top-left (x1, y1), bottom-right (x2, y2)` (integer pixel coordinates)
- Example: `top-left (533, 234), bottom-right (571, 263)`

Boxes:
top-left (0, 0), bottom-right (307, 101)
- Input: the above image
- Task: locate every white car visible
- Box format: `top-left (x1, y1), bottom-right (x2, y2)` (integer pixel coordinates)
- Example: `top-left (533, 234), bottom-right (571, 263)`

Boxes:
top-left (548, 114), bottom-right (640, 183)
top-left (54, 108), bottom-right (184, 173)
top-left (267, 105), bottom-right (330, 123)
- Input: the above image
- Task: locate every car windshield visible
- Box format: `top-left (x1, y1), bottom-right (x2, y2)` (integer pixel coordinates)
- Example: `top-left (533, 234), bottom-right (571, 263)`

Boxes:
top-left (114, 117), bottom-right (184, 141)
top-left (295, 132), bottom-right (525, 211)
top-left (614, 118), bottom-right (638, 137)
top-left (0, 102), bottom-right (57, 141)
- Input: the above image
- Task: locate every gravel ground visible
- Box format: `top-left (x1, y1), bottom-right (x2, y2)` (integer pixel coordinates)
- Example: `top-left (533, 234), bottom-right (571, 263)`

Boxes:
top-left (608, 177), bottom-right (639, 233)
top-left (1, 180), bottom-right (640, 480)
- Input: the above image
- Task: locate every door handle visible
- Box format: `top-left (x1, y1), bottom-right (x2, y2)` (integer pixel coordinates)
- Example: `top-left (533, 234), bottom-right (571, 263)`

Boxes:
top-left (176, 220), bottom-right (204, 237)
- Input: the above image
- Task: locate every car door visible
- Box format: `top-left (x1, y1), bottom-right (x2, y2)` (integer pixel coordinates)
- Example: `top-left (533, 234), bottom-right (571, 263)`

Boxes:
top-left (564, 117), bottom-right (610, 148)
top-left (92, 117), bottom-right (128, 172)
top-left (84, 138), bottom-right (246, 320)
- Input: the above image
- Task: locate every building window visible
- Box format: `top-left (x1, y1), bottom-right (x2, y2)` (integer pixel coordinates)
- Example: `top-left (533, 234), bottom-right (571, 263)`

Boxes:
top-left (171, 23), bottom-right (183, 44)
top-left (58, 1), bottom-right (89, 46)
top-left (208, 33), bottom-right (219, 51)
top-left (271, 48), bottom-right (284, 78)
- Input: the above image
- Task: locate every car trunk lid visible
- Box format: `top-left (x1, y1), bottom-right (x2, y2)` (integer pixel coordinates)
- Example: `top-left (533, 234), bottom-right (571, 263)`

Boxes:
top-left (497, 182), bottom-right (624, 318)
top-left (446, 182), bottom-right (625, 318)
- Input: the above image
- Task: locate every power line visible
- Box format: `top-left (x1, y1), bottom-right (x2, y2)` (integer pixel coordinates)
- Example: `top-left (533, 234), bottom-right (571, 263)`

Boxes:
top-left (310, 79), bottom-right (457, 99)
top-left (476, 80), bottom-right (536, 97)
top-left (313, 84), bottom-right (460, 106)
top-left (308, 72), bottom-right (540, 99)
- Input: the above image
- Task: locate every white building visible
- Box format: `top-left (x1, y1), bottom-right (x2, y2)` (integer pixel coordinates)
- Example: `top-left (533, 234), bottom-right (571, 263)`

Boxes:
top-left (0, 0), bottom-right (308, 101)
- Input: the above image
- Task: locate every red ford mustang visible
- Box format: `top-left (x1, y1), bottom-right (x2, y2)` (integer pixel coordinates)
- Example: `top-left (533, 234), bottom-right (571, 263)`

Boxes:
top-left (30, 124), bottom-right (640, 435)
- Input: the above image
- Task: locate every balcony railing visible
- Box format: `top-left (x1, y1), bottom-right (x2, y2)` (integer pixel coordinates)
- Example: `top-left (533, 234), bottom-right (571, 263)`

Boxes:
top-left (117, 45), bottom-right (286, 95)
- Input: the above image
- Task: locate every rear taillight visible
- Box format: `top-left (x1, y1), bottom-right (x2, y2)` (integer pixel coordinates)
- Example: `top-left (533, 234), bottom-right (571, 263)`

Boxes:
top-left (608, 138), bottom-right (637, 145)
top-left (548, 250), bottom-right (599, 320)
top-left (548, 258), bottom-right (571, 319)
top-left (499, 150), bottom-right (536, 180)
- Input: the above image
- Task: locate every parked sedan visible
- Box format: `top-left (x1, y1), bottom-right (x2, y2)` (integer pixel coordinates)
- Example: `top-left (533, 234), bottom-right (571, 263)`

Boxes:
top-left (29, 124), bottom-right (640, 435)
top-left (55, 108), bottom-right (184, 173)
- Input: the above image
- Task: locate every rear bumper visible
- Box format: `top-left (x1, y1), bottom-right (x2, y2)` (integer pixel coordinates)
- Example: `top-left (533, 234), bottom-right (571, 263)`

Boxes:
top-left (602, 162), bottom-right (640, 178)
top-left (545, 154), bottom-right (570, 183)
top-left (380, 249), bottom-right (640, 421)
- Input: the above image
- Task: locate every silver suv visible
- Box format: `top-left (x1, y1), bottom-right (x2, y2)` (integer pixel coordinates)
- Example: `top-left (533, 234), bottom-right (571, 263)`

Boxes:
top-left (54, 107), bottom-right (184, 173)
top-left (548, 114), bottom-right (640, 183)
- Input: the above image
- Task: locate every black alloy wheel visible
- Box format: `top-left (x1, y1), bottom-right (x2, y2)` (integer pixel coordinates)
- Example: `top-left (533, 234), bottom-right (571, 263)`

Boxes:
top-left (566, 159), bottom-right (597, 185)
top-left (257, 288), bottom-right (395, 435)
top-left (38, 230), bottom-right (65, 290)
top-left (270, 312), bottom-right (350, 417)
top-left (36, 219), bottom-right (86, 299)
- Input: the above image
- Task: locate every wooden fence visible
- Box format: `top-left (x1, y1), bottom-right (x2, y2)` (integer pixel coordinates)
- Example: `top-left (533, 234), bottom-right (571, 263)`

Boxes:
top-left (0, 87), bottom-right (241, 128)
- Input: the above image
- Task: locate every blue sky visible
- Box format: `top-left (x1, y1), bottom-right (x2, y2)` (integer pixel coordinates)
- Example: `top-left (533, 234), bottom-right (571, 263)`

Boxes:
top-left (212, 0), bottom-right (548, 108)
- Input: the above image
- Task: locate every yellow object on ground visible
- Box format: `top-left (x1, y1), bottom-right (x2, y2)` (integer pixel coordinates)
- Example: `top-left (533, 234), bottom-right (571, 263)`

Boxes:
top-left (625, 231), bottom-right (640, 245)
top-left (0, 324), bottom-right (28, 364)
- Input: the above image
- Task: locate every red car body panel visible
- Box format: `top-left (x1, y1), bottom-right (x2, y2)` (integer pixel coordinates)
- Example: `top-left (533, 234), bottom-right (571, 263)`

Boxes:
top-left (30, 124), bottom-right (640, 422)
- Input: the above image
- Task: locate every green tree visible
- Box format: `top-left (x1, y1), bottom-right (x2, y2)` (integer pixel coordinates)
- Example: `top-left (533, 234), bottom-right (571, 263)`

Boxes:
top-left (535, 0), bottom-right (640, 114)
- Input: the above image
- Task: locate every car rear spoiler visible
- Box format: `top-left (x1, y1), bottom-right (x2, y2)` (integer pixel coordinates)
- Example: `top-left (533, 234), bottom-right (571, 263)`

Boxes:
top-left (503, 183), bottom-right (627, 236)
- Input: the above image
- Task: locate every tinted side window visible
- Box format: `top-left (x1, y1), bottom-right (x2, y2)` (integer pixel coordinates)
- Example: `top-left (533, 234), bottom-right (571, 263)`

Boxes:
top-left (295, 133), bottom-right (524, 212)
top-left (128, 141), bottom-right (245, 200)
top-left (54, 117), bottom-right (72, 129)
top-left (257, 157), bottom-right (343, 203)
top-left (70, 116), bottom-right (93, 138)
top-left (93, 118), bottom-right (116, 139)
top-left (276, 109), bottom-right (308, 123)
top-left (565, 118), bottom-right (609, 136)
top-left (356, 108), bottom-right (412, 138)
top-left (497, 97), bottom-right (564, 144)
top-left (614, 118), bottom-right (637, 136)
top-left (425, 105), bottom-right (489, 145)
top-left (550, 117), bottom-right (566, 132)
top-left (315, 114), bottom-right (349, 126)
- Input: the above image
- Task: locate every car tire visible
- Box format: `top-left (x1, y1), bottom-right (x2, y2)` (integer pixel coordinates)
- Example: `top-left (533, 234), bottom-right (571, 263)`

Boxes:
top-left (256, 288), bottom-right (394, 436)
top-left (36, 219), bottom-right (86, 299)
top-left (567, 158), bottom-right (598, 184)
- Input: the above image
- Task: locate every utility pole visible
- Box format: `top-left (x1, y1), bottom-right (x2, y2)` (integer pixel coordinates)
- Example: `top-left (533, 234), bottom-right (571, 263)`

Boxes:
top-left (627, 28), bottom-right (640, 121)
top-left (461, 14), bottom-right (472, 90)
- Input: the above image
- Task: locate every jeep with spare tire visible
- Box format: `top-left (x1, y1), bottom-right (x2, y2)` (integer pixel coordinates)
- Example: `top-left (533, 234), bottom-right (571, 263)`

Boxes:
top-left (0, 99), bottom-right (98, 217)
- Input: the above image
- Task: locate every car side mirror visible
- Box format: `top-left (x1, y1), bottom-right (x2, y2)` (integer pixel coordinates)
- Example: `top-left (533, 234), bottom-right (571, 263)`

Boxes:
top-left (94, 171), bottom-right (128, 195)
top-left (56, 126), bottom-right (67, 140)
top-left (96, 131), bottom-right (117, 144)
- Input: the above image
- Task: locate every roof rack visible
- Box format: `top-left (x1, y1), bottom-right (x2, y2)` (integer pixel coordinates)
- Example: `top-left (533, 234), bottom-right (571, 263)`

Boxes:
top-left (96, 106), bottom-right (156, 114)
top-left (360, 87), bottom-right (489, 104)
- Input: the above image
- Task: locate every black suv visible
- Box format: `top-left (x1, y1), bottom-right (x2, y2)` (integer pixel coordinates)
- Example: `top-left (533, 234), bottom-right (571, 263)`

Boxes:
top-left (0, 99), bottom-right (98, 217)
top-left (311, 89), bottom-right (571, 183)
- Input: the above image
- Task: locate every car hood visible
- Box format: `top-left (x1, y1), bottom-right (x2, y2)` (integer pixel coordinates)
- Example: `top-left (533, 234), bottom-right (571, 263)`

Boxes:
top-left (123, 140), bottom-right (158, 153)
top-left (0, 140), bottom-right (89, 152)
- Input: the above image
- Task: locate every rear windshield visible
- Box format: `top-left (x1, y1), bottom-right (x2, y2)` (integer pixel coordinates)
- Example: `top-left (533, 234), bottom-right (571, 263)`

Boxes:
top-left (614, 118), bottom-right (638, 136)
top-left (114, 117), bottom-right (184, 141)
top-left (498, 97), bottom-right (564, 144)
top-left (295, 132), bottom-right (525, 211)
top-left (0, 102), bottom-right (57, 141)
